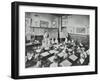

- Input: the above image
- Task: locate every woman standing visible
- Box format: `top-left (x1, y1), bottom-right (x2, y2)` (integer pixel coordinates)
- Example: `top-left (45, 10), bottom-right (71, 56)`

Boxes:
top-left (42, 31), bottom-right (51, 50)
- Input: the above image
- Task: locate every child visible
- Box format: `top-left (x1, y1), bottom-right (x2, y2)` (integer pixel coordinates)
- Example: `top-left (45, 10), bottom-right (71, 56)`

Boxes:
top-left (25, 50), bottom-right (35, 68)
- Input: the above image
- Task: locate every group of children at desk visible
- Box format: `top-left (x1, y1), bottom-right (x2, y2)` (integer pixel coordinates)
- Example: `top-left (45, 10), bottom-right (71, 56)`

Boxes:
top-left (25, 32), bottom-right (90, 68)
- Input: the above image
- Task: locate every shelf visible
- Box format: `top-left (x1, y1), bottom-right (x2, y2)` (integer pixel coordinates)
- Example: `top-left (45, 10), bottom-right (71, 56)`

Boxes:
top-left (30, 26), bottom-right (58, 29)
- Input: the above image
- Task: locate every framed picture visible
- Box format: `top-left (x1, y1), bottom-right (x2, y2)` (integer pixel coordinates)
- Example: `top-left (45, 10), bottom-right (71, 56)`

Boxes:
top-left (40, 20), bottom-right (49, 28)
top-left (76, 27), bottom-right (86, 34)
top-left (11, 1), bottom-right (98, 79)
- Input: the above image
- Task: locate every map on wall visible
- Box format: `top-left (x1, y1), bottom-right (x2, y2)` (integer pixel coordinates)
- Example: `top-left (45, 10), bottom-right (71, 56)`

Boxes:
top-left (40, 20), bottom-right (49, 28)
top-left (76, 27), bottom-right (86, 34)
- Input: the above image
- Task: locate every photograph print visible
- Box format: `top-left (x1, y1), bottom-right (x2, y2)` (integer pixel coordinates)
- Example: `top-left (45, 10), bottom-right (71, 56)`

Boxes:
top-left (25, 12), bottom-right (90, 68)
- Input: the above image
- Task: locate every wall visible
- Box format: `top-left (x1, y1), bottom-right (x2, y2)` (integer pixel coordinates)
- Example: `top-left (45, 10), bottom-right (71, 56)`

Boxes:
top-left (60, 15), bottom-right (89, 42)
top-left (61, 15), bottom-right (89, 35)
top-left (25, 12), bottom-right (58, 28)
top-left (67, 15), bottom-right (89, 34)
top-left (67, 15), bottom-right (89, 27)
top-left (25, 12), bottom-right (58, 38)
top-left (67, 15), bottom-right (89, 42)
top-left (0, 0), bottom-right (99, 81)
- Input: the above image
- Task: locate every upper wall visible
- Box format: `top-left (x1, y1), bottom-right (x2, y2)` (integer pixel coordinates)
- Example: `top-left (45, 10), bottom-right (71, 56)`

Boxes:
top-left (25, 12), bottom-right (59, 39)
top-left (61, 15), bottom-right (89, 36)
top-left (25, 12), bottom-right (58, 28)
top-left (67, 15), bottom-right (89, 27)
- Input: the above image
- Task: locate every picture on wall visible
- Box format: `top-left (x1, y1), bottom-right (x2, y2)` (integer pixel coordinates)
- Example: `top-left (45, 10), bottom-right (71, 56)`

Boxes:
top-left (11, 1), bottom-right (98, 79)
top-left (40, 20), bottom-right (49, 28)
top-left (76, 27), bottom-right (86, 34)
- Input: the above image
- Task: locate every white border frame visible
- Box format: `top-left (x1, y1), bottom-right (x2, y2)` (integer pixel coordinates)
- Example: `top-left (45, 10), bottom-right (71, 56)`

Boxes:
top-left (19, 5), bottom-right (95, 76)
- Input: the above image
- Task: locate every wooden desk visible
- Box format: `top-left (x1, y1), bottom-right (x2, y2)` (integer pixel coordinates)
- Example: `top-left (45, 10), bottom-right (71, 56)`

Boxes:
top-left (60, 59), bottom-right (72, 66)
